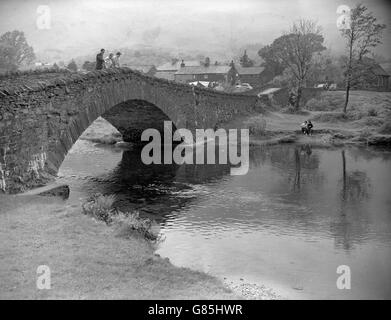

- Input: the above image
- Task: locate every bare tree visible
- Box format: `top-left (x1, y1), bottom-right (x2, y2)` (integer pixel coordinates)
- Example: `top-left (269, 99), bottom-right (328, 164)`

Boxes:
top-left (262, 19), bottom-right (325, 110)
top-left (340, 4), bottom-right (386, 113)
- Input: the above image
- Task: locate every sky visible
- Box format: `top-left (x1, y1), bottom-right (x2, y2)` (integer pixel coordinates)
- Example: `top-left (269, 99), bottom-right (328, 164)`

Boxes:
top-left (0, 0), bottom-right (390, 62)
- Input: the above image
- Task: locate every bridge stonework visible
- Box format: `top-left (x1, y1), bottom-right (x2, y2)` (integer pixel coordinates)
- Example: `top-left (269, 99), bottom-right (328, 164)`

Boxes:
top-left (0, 68), bottom-right (263, 193)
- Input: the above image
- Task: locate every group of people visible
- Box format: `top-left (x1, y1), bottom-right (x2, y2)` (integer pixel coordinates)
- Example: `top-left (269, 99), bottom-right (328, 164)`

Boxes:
top-left (300, 120), bottom-right (314, 135)
top-left (95, 49), bottom-right (122, 70)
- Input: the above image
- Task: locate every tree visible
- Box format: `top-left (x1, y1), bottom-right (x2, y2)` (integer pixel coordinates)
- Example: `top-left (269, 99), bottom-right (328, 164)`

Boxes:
top-left (204, 57), bottom-right (210, 67)
top-left (67, 59), bottom-right (78, 72)
top-left (340, 4), bottom-right (386, 113)
top-left (306, 51), bottom-right (344, 87)
top-left (239, 50), bottom-right (254, 67)
top-left (261, 20), bottom-right (325, 109)
top-left (0, 30), bottom-right (35, 72)
top-left (258, 45), bottom-right (285, 82)
top-left (82, 60), bottom-right (95, 71)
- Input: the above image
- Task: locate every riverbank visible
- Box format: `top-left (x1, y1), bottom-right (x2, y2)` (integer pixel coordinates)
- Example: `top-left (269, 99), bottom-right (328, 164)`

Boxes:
top-left (0, 193), bottom-right (286, 299)
top-left (0, 194), bottom-right (237, 299)
top-left (245, 90), bottom-right (391, 148)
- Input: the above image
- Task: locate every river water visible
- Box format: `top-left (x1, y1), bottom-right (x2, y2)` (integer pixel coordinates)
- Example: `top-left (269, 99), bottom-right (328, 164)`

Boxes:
top-left (58, 135), bottom-right (391, 299)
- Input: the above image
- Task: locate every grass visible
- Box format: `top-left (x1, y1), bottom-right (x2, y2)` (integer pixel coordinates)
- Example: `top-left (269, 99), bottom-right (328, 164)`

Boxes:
top-left (310, 112), bottom-right (348, 123)
top-left (0, 194), bottom-right (236, 299)
top-left (248, 118), bottom-right (267, 136)
top-left (79, 117), bottom-right (123, 145)
top-left (306, 90), bottom-right (391, 116)
top-left (82, 193), bottom-right (161, 241)
top-left (379, 115), bottom-right (391, 134)
top-left (306, 92), bottom-right (391, 133)
top-left (305, 92), bottom-right (344, 111)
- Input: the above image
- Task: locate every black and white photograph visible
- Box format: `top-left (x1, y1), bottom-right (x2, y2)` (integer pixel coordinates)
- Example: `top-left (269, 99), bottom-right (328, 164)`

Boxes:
top-left (0, 0), bottom-right (390, 304)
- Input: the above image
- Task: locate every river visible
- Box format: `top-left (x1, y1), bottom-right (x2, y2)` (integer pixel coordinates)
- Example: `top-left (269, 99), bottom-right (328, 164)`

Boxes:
top-left (57, 129), bottom-right (391, 299)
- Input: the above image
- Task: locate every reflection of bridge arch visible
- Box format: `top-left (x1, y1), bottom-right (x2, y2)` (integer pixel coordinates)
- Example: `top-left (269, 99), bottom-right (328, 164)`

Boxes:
top-left (0, 68), bottom-right (261, 193)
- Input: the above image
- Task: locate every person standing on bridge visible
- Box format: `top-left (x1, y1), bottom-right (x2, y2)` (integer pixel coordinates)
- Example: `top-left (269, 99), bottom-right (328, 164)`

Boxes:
top-left (96, 48), bottom-right (105, 70)
top-left (105, 53), bottom-right (115, 68)
top-left (112, 52), bottom-right (121, 68)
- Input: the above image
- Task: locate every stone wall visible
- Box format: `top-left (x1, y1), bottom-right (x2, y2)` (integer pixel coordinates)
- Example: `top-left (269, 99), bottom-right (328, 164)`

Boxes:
top-left (0, 68), bottom-right (262, 193)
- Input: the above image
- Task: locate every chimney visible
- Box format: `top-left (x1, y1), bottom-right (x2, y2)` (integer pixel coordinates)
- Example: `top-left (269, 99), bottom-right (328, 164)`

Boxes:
top-left (180, 59), bottom-right (185, 68)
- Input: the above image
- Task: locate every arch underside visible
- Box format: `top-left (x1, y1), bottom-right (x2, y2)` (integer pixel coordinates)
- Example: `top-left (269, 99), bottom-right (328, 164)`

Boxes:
top-left (102, 99), bottom-right (176, 143)
top-left (48, 98), bottom-right (179, 174)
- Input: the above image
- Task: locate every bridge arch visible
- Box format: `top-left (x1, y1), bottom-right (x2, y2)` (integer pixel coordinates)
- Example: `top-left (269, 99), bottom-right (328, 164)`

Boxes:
top-left (0, 68), bottom-right (261, 193)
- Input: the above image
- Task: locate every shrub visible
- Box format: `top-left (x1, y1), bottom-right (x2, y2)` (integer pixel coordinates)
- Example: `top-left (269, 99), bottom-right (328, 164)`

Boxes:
top-left (248, 119), bottom-right (267, 135)
top-left (112, 211), bottom-right (161, 241)
top-left (379, 115), bottom-right (391, 134)
top-left (82, 193), bottom-right (161, 241)
top-left (82, 193), bottom-right (116, 223)
top-left (87, 133), bottom-right (122, 145)
top-left (358, 127), bottom-right (372, 144)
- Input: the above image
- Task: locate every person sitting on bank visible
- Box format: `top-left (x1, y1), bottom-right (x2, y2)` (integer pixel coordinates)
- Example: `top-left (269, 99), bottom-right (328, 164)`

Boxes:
top-left (300, 120), bottom-right (314, 135)
top-left (301, 120), bottom-right (309, 135)
top-left (307, 120), bottom-right (313, 135)
top-left (96, 48), bottom-right (105, 70)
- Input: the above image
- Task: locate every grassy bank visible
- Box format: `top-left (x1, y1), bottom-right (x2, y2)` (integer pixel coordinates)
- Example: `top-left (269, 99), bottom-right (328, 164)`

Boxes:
top-left (0, 194), bottom-right (238, 299)
top-left (245, 90), bottom-right (391, 147)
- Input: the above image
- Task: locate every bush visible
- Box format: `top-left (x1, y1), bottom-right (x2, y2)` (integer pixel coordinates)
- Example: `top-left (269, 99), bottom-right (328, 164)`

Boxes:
top-left (112, 211), bottom-right (160, 241)
top-left (82, 193), bottom-right (116, 223)
top-left (379, 115), bottom-right (391, 134)
top-left (358, 127), bottom-right (372, 144)
top-left (248, 119), bottom-right (267, 135)
top-left (82, 193), bottom-right (160, 241)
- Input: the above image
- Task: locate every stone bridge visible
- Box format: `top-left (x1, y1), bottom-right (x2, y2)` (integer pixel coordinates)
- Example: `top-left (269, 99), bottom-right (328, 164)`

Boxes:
top-left (0, 68), bottom-right (263, 193)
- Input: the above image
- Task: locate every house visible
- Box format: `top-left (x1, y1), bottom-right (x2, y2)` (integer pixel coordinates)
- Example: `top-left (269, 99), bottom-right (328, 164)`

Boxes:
top-left (174, 64), bottom-right (236, 84)
top-left (236, 66), bottom-right (266, 87)
top-left (155, 59), bottom-right (201, 81)
top-left (354, 59), bottom-right (390, 91)
top-left (371, 63), bottom-right (389, 91)
top-left (124, 65), bottom-right (157, 76)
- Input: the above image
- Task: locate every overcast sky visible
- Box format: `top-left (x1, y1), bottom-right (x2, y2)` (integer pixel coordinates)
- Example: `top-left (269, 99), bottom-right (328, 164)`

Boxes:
top-left (0, 0), bottom-right (390, 61)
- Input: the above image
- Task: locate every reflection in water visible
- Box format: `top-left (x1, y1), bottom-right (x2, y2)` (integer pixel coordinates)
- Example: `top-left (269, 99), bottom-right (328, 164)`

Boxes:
top-left (59, 141), bottom-right (391, 299)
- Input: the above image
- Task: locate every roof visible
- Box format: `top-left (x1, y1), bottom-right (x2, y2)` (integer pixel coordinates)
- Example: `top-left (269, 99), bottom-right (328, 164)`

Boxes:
top-left (175, 65), bottom-right (231, 75)
top-left (380, 62), bottom-right (391, 75)
top-left (236, 66), bottom-right (265, 75)
top-left (372, 64), bottom-right (389, 77)
top-left (157, 60), bottom-right (201, 71)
